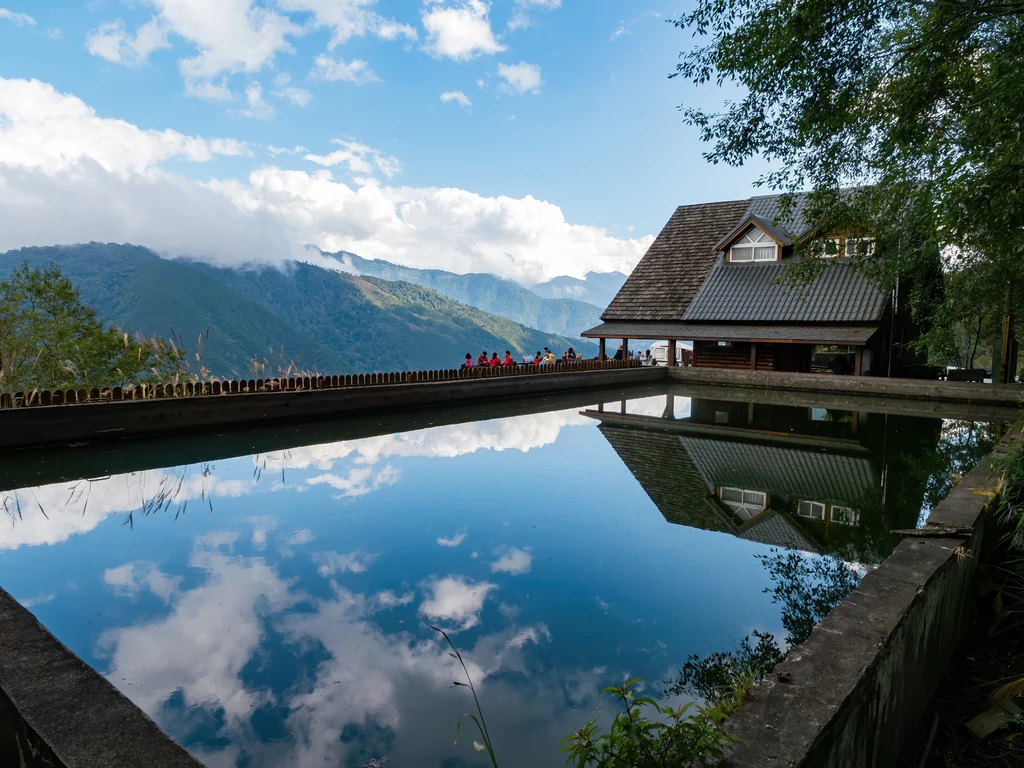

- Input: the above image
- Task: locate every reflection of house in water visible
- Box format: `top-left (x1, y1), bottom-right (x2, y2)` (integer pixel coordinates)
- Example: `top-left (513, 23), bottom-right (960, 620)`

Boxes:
top-left (588, 395), bottom-right (937, 562)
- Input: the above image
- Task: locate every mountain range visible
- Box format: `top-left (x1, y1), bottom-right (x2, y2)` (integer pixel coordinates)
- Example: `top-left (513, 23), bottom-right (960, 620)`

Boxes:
top-left (530, 271), bottom-right (628, 310)
top-left (0, 244), bottom-right (598, 378)
top-left (337, 252), bottom-right (608, 339)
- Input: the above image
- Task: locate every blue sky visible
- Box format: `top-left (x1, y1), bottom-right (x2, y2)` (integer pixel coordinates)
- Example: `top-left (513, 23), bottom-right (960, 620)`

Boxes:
top-left (0, 1), bottom-right (767, 283)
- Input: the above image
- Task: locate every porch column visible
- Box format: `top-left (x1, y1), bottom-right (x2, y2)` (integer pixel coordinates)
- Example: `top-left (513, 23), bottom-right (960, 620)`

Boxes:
top-left (750, 342), bottom-right (758, 371)
top-left (663, 393), bottom-right (676, 420)
top-left (599, 338), bottom-right (606, 361)
top-left (667, 339), bottom-right (677, 367)
top-left (622, 338), bottom-right (629, 361)
top-left (854, 347), bottom-right (863, 376)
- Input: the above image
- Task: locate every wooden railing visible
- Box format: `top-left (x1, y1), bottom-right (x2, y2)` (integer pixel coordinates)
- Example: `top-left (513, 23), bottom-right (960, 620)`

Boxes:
top-left (0, 359), bottom-right (644, 409)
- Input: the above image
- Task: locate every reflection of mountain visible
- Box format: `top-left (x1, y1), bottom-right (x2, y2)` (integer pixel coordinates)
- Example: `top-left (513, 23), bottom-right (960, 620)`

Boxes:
top-left (589, 395), bottom-right (950, 562)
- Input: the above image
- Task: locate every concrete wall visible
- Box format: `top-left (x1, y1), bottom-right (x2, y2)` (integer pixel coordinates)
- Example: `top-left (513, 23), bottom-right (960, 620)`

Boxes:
top-left (670, 366), bottom-right (1023, 407)
top-left (719, 441), bottom-right (1006, 767)
top-left (0, 367), bottom-right (661, 451)
top-left (0, 588), bottom-right (203, 768)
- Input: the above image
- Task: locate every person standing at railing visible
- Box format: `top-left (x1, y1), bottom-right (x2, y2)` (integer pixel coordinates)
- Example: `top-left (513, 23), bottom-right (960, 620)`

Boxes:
top-left (464, 353), bottom-right (475, 367)
top-left (489, 353), bottom-right (501, 367)
top-left (503, 350), bottom-right (515, 366)
top-left (477, 351), bottom-right (488, 366)
top-left (533, 351), bottom-right (542, 365)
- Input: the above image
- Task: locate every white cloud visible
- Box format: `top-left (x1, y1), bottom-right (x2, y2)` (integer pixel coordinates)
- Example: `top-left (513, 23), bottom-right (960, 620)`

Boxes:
top-left (0, 78), bottom-right (250, 175)
top-left (475, 78), bottom-right (486, 88)
top-left (19, 593), bottom-right (56, 608)
top-left (86, 18), bottom-right (171, 65)
top-left (304, 138), bottom-right (402, 177)
top-left (437, 531), bottom-right (467, 547)
top-left (310, 53), bottom-right (379, 84)
top-left (372, 589), bottom-right (414, 609)
top-left (610, 24), bottom-right (629, 41)
top-left (234, 82), bottom-right (275, 120)
top-left (419, 575), bottom-right (495, 630)
top-left (184, 78), bottom-right (234, 101)
top-left (279, 0), bottom-right (416, 47)
top-left (313, 549), bottom-right (378, 575)
top-left (422, 0), bottom-right (505, 61)
top-left (270, 73), bottom-right (313, 106)
top-left (288, 529), bottom-right (315, 545)
top-left (507, 0), bottom-right (560, 32)
top-left (306, 465), bottom-right (401, 497)
top-left (491, 547), bottom-right (532, 575)
top-left (104, 561), bottom-right (182, 602)
top-left (248, 515), bottom-right (277, 548)
top-left (266, 144), bottom-right (308, 156)
top-left (440, 90), bottom-right (471, 108)
top-left (497, 61), bottom-right (542, 95)
top-left (0, 8), bottom-right (35, 26)
top-left (516, 0), bottom-right (561, 7)
top-left (0, 77), bottom-right (651, 284)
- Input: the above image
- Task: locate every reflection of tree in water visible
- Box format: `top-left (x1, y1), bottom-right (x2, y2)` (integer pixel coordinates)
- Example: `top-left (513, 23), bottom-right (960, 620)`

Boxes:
top-left (910, 420), bottom-right (998, 520)
top-left (0, 461), bottom-right (218, 531)
top-left (666, 549), bottom-right (861, 705)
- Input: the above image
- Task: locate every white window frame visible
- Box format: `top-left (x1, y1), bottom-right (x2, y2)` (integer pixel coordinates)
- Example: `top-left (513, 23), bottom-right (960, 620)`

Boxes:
top-left (818, 238), bottom-right (842, 259)
top-left (830, 505), bottom-right (860, 526)
top-left (844, 237), bottom-right (876, 259)
top-left (729, 229), bottom-right (778, 263)
top-left (797, 500), bottom-right (826, 520)
top-left (719, 487), bottom-right (768, 521)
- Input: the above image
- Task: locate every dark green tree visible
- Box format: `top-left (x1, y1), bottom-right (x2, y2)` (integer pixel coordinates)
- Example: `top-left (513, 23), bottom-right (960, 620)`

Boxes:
top-left (671, 0), bottom-right (1024, 354)
top-left (0, 262), bottom-right (190, 394)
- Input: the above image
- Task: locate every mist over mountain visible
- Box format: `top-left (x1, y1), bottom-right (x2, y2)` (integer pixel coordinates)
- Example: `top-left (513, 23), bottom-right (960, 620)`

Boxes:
top-left (529, 272), bottom-right (628, 311)
top-left (0, 244), bottom-right (596, 378)
top-left (337, 252), bottom-right (603, 339)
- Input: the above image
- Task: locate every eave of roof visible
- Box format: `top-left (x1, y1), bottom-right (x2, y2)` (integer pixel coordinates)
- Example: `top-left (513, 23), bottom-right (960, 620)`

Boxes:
top-left (581, 321), bottom-right (878, 345)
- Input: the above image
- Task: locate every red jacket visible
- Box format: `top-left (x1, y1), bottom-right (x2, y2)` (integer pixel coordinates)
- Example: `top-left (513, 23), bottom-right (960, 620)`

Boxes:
top-left (504, 354), bottom-right (514, 366)
top-left (489, 357), bottom-right (501, 367)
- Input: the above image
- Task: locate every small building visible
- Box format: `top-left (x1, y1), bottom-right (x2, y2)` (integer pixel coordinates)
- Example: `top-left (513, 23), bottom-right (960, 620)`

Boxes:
top-left (584, 193), bottom-right (927, 377)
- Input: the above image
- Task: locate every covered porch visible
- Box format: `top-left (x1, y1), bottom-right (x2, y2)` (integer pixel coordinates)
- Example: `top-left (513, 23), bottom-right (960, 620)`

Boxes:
top-left (581, 322), bottom-right (879, 376)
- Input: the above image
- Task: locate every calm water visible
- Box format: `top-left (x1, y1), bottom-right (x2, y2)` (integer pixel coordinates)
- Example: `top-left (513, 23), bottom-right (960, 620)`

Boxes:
top-left (0, 388), bottom-right (997, 767)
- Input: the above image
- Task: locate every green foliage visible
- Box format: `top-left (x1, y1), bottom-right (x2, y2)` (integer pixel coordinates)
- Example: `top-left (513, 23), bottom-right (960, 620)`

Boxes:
top-left (997, 431), bottom-right (1024, 553)
top-left (0, 244), bottom-right (593, 378)
top-left (915, 265), bottom-right (1003, 369)
top-left (0, 262), bottom-right (190, 394)
top-left (757, 549), bottom-right (861, 648)
top-left (664, 631), bottom-right (783, 712)
top-left (670, 0), bottom-right (1024, 338)
top-left (558, 679), bottom-right (733, 768)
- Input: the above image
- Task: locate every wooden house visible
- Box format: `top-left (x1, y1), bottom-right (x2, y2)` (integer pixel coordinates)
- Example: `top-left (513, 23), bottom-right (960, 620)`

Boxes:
top-left (584, 193), bottom-right (927, 376)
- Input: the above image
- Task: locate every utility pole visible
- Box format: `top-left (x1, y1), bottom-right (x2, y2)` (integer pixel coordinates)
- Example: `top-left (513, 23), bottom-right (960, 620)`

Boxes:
top-left (999, 283), bottom-right (1015, 384)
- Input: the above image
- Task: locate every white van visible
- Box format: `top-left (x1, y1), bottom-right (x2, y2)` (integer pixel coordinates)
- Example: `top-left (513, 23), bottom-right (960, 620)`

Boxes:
top-left (647, 340), bottom-right (693, 366)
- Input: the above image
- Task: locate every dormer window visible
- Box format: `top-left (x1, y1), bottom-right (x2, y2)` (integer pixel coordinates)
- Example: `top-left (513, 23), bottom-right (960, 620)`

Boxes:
top-left (844, 237), bottom-right (876, 258)
top-left (729, 229), bottom-right (778, 262)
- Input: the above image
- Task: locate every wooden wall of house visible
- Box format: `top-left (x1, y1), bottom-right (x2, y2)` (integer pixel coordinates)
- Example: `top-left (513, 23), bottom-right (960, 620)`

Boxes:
top-left (693, 341), bottom-right (777, 371)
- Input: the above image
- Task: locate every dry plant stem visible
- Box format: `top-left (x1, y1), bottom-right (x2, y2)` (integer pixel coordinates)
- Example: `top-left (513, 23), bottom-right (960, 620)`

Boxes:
top-left (431, 625), bottom-right (499, 768)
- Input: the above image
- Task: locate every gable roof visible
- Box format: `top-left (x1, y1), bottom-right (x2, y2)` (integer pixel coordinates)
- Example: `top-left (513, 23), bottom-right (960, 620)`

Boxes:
top-left (714, 212), bottom-right (793, 252)
top-left (602, 199), bottom-right (751, 322)
top-left (682, 261), bottom-right (885, 324)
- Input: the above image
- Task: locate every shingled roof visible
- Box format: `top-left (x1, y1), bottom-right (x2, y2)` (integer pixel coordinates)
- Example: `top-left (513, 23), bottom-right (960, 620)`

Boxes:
top-left (601, 199), bottom-right (751, 322)
top-left (683, 261), bottom-right (886, 324)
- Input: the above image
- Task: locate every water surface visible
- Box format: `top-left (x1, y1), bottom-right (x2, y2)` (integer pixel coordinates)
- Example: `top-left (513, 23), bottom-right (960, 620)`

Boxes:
top-left (0, 388), bottom-right (996, 767)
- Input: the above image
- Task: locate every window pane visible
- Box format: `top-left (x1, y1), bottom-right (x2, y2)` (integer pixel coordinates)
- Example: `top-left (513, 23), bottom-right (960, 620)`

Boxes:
top-left (753, 245), bottom-right (776, 261)
top-left (743, 490), bottom-right (766, 506)
top-left (721, 488), bottom-right (743, 502)
top-left (731, 246), bottom-right (753, 262)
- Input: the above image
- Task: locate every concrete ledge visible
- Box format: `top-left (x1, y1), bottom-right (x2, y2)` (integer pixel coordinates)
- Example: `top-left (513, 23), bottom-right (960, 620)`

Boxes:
top-left (719, 445), bottom-right (1006, 767)
top-left (0, 367), bottom-right (663, 451)
top-left (669, 367), bottom-right (1024, 407)
top-left (0, 588), bottom-right (203, 768)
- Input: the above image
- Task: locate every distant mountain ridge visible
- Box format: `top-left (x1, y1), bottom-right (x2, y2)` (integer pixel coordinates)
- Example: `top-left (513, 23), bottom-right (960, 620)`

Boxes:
top-left (530, 271), bottom-right (627, 311)
top-left (336, 252), bottom-right (604, 338)
top-left (0, 244), bottom-right (596, 378)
